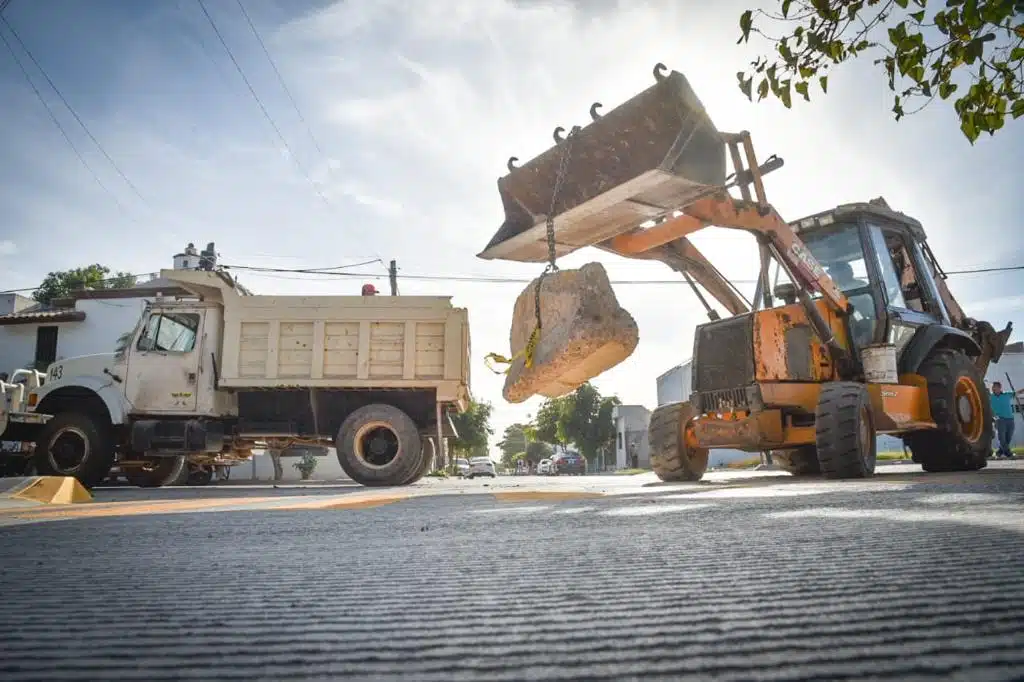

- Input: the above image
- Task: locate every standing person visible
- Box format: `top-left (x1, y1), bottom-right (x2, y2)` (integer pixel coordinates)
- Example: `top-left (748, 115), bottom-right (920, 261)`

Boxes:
top-left (989, 381), bottom-right (1016, 459)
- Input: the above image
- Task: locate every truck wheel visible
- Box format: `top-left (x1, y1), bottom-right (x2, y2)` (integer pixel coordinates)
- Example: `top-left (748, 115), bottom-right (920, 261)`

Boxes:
top-left (33, 412), bottom-right (116, 488)
top-left (905, 349), bottom-right (991, 472)
top-left (187, 466), bottom-right (214, 486)
top-left (815, 382), bottom-right (876, 479)
top-left (336, 404), bottom-right (423, 487)
top-left (124, 456), bottom-right (187, 488)
top-left (773, 446), bottom-right (820, 476)
top-left (649, 401), bottom-right (709, 482)
top-left (401, 437), bottom-right (436, 485)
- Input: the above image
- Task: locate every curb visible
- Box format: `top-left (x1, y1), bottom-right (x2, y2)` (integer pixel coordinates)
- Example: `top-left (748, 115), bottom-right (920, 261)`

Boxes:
top-left (0, 476), bottom-right (93, 506)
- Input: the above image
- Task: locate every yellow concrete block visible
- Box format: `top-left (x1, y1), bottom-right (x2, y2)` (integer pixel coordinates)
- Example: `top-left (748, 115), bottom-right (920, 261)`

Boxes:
top-left (1, 477), bottom-right (93, 505)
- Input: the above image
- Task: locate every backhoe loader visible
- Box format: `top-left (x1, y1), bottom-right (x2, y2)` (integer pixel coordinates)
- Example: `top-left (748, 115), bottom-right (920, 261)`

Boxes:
top-left (479, 63), bottom-right (1012, 480)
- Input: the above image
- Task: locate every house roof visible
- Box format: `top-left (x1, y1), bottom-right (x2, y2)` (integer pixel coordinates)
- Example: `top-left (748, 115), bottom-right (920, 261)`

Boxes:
top-left (0, 307), bottom-right (86, 326)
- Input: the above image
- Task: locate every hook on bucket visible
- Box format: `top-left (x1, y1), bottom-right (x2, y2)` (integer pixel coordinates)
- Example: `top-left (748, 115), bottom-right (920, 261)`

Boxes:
top-left (589, 102), bottom-right (603, 121)
top-left (653, 62), bottom-right (668, 82)
top-left (507, 156), bottom-right (519, 172)
top-left (552, 126), bottom-right (566, 143)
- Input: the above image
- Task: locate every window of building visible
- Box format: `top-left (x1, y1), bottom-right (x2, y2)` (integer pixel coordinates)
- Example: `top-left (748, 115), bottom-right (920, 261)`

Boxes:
top-left (35, 326), bottom-right (58, 369)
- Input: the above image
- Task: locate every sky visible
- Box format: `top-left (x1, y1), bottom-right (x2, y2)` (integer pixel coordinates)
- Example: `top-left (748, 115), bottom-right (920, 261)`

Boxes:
top-left (1, 0), bottom-right (1022, 457)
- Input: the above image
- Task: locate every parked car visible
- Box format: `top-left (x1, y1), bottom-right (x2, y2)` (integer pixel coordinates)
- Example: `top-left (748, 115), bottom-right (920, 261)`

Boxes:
top-left (455, 458), bottom-right (470, 477)
top-left (537, 458), bottom-right (554, 475)
top-left (468, 456), bottom-right (497, 479)
top-left (553, 453), bottom-right (586, 475)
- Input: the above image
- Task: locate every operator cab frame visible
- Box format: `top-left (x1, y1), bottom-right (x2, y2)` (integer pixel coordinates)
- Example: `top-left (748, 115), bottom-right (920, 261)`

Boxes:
top-left (782, 201), bottom-right (950, 358)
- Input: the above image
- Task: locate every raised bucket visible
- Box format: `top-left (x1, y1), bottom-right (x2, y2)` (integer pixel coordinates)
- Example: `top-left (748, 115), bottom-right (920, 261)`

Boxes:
top-left (479, 66), bottom-right (727, 263)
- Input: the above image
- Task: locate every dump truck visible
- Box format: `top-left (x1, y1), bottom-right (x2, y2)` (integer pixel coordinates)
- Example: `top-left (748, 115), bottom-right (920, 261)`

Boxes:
top-left (0, 369), bottom-right (50, 476)
top-left (17, 269), bottom-right (470, 487)
top-left (481, 63), bottom-right (1012, 481)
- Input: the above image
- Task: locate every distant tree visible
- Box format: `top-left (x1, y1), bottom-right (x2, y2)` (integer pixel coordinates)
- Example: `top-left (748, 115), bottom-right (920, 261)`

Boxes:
top-left (449, 399), bottom-right (494, 459)
top-left (497, 423), bottom-right (530, 461)
top-left (525, 440), bottom-right (553, 464)
top-left (559, 383), bottom-right (621, 470)
top-left (736, 0), bottom-right (1024, 143)
top-left (33, 264), bottom-right (136, 305)
top-left (534, 397), bottom-right (569, 446)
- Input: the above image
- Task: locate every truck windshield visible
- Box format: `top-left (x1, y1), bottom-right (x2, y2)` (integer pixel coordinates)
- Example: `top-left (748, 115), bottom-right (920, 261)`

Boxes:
top-left (138, 312), bottom-right (200, 353)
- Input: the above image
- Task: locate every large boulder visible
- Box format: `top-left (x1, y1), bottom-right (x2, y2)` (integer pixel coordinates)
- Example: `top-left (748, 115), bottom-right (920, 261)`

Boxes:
top-left (502, 262), bottom-right (639, 403)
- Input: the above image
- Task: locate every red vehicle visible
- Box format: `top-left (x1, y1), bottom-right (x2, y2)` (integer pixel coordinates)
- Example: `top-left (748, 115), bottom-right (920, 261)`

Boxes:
top-left (553, 453), bottom-right (587, 475)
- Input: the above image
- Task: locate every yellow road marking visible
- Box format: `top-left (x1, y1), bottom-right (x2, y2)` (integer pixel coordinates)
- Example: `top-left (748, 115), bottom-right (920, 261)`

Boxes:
top-left (277, 494), bottom-right (412, 511)
top-left (4, 496), bottom-right (281, 520)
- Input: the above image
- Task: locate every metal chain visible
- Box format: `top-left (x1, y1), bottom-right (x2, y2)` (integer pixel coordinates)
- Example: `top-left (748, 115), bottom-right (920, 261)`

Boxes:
top-left (534, 125), bottom-right (581, 333)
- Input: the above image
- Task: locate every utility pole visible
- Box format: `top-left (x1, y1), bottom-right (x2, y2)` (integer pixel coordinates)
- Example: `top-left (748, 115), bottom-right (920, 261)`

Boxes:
top-left (388, 260), bottom-right (398, 296)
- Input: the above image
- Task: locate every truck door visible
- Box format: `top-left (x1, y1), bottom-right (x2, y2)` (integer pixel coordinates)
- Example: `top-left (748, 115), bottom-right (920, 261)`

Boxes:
top-left (125, 309), bottom-right (205, 413)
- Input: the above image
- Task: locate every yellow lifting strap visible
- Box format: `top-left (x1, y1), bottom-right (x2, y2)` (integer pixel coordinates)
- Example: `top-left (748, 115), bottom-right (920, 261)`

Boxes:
top-left (484, 326), bottom-right (540, 375)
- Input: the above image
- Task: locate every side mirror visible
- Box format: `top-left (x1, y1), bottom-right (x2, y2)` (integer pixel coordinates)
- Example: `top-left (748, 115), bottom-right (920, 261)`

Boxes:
top-left (773, 282), bottom-right (798, 305)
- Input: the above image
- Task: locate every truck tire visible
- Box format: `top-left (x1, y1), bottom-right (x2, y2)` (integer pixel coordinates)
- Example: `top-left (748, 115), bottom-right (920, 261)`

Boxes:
top-left (815, 382), bottom-right (876, 479)
top-left (773, 446), bottom-right (820, 476)
top-left (401, 437), bottom-right (436, 485)
top-left (649, 401), bottom-right (709, 482)
top-left (336, 403), bottom-right (423, 487)
top-left (124, 456), bottom-right (187, 488)
top-left (905, 349), bottom-right (991, 472)
top-left (33, 412), bottom-right (116, 488)
top-left (187, 466), bottom-right (214, 486)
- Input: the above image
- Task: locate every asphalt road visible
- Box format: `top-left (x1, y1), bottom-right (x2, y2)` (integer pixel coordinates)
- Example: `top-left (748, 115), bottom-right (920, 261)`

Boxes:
top-left (1, 462), bottom-right (1023, 681)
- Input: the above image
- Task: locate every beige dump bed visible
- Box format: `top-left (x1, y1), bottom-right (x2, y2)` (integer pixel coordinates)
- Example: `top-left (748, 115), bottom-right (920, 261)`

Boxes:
top-left (161, 270), bottom-right (471, 408)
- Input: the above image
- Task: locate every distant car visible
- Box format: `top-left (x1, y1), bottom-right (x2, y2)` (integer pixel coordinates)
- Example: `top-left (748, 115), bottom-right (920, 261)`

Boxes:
top-left (468, 456), bottom-right (497, 479)
top-left (455, 458), bottom-right (470, 477)
top-left (553, 453), bottom-right (586, 475)
top-left (537, 458), bottom-right (554, 475)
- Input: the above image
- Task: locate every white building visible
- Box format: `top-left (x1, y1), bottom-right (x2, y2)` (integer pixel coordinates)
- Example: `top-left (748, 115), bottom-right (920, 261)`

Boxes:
top-left (612, 404), bottom-right (651, 470)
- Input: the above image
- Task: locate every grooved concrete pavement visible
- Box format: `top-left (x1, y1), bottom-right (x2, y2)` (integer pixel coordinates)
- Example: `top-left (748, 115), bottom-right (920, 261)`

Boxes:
top-left (1, 464), bottom-right (1023, 681)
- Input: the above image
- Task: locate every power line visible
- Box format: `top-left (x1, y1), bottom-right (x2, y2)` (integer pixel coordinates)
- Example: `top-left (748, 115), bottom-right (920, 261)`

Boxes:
top-left (0, 14), bottom-right (147, 204)
top-left (195, 0), bottom-right (330, 206)
top-left (0, 25), bottom-right (130, 217)
top-left (233, 0), bottom-right (327, 159)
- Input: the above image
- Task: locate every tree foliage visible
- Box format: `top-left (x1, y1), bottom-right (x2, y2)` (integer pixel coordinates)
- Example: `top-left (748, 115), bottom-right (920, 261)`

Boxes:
top-left (497, 422), bottom-right (529, 461)
top-left (449, 399), bottom-right (494, 459)
top-left (33, 264), bottom-right (136, 305)
top-left (525, 440), bottom-right (553, 464)
top-left (736, 0), bottom-right (1024, 143)
top-left (531, 383), bottom-right (621, 469)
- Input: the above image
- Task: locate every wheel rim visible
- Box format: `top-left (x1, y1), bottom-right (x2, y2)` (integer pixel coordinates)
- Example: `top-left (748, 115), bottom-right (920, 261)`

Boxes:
top-left (47, 426), bottom-right (89, 474)
top-left (354, 422), bottom-right (401, 468)
top-left (954, 376), bottom-right (984, 443)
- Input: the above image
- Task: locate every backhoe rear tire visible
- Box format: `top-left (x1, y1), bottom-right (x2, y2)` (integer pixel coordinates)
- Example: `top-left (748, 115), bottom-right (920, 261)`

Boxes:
top-left (336, 403), bottom-right (422, 487)
top-left (649, 402), bottom-right (709, 482)
top-left (815, 382), bottom-right (876, 479)
top-left (905, 349), bottom-right (991, 472)
top-left (773, 446), bottom-right (821, 476)
top-left (33, 412), bottom-right (116, 488)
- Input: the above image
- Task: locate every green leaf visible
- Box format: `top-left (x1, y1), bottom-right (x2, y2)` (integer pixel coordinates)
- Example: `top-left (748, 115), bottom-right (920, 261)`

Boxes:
top-left (910, 9), bottom-right (926, 22)
top-left (894, 0), bottom-right (909, 7)
top-left (757, 78), bottom-right (770, 101)
top-left (1012, 99), bottom-right (1024, 119)
top-left (960, 112), bottom-right (979, 143)
top-left (738, 10), bottom-right (753, 42)
top-left (781, 0), bottom-right (793, 18)
top-left (779, 81), bottom-right (793, 108)
top-left (737, 72), bottom-right (753, 100)
top-left (795, 81), bottom-right (810, 101)
top-left (819, 75), bottom-right (828, 93)
top-left (1011, 47), bottom-right (1024, 62)
top-left (938, 81), bottom-right (958, 99)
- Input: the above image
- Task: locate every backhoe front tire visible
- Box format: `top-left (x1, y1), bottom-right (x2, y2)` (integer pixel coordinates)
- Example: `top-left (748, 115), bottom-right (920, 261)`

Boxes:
top-left (905, 349), bottom-right (991, 472)
top-left (649, 401), bottom-right (709, 482)
top-left (773, 446), bottom-right (821, 476)
top-left (815, 382), bottom-right (876, 479)
top-left (33, 412), bottom-right (116, 488)
top-left (336, 403), bottom-right (422, 487)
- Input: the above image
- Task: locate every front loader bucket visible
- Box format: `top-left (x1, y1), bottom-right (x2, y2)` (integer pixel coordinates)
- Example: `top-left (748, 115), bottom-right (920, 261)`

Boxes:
top-left (479, 65), bottom-right (727, 263)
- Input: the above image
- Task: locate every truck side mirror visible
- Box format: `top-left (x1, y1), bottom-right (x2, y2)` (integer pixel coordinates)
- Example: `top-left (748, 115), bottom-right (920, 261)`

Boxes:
top-left (773, 282), bottom-right (798, 305)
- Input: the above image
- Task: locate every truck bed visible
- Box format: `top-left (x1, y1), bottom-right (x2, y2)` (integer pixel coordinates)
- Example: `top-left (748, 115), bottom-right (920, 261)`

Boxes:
top-left (216, 293), bottom-right (470, 406)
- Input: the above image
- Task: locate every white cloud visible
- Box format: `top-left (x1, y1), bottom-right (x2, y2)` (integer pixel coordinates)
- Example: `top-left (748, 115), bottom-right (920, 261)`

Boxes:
top-left (0, 241), bottom-right (16, 256)
top-left (2, 0), bottom-right (1022, 455)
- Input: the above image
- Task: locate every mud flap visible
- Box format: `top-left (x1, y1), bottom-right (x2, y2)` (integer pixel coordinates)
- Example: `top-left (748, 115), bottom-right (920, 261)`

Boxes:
top-left (495, 262), bottom-right (638, 403)
top-left (479, 66), bottom-right (727, 263)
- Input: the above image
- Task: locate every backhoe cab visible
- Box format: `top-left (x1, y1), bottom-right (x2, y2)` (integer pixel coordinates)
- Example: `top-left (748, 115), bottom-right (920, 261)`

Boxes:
top-left (479, 63), bottom-right (1012, 481)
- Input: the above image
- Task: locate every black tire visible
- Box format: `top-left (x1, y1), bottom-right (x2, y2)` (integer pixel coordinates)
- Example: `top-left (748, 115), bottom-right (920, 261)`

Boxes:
top-left (400, 437), bottom-right (436, 485)
top-left (905, 349), bottom-right (991, 473)
top-left (773, 446), bottom-right (821, 476)
top-left (33, 412), bottom-right (116, 487)
top-left (649, 401), bottom-right (709, 482)
top-left (815, 382), bottom-right (876, 479)
top-left (187, 466), bottom-right (214, 486)
top-left (336, 403), bottom-right (423, 487)
top-left (124, 456), bottom-right (187, 488)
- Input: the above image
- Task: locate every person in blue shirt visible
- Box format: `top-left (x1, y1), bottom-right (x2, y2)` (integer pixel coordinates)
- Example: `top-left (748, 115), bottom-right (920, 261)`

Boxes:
top-left (989, 381), bottom-right (1016, 458)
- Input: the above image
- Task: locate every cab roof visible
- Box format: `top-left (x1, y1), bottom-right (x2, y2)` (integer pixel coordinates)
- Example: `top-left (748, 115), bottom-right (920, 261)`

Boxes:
top-left (790, 196), bottom-right (927, 242)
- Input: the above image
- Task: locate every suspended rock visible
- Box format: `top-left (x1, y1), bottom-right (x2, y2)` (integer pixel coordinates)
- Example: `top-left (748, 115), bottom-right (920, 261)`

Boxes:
top-left (502, 262), bottom-right (639, 403)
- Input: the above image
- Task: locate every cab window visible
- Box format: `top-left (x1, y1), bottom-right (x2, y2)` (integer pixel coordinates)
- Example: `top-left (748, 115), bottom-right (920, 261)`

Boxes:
top-left (137, 313), bottom-right (200, 353)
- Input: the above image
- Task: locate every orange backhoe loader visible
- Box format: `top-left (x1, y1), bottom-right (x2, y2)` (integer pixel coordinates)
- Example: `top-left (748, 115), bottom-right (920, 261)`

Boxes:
top-left (479, 64), bottom-right (1013, 481)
